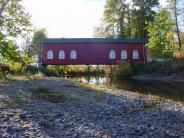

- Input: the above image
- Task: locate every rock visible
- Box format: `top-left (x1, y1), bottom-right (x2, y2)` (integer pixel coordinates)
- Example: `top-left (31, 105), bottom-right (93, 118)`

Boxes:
top-left (19, 111), bottom-right (28, 119)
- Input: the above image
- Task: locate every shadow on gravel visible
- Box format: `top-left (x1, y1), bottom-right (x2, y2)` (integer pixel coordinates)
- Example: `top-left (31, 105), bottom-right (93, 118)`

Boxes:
top-left (0, 77), bottom-right (184, 137)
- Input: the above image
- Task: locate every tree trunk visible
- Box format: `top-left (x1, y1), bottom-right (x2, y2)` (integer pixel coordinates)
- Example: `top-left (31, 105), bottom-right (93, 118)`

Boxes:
top-left (174, 0), bottom-right (182, 50)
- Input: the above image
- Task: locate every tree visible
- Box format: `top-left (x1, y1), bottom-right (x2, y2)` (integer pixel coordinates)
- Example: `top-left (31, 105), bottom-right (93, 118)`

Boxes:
top-left (132, 0), bottom-right (159, 38)
top-left (30, 28), bottom-right (47, 56)
top-left (93, 0), bottom-right (128, 38)
top-left (0, 39), bottom-right (19, 61)
top-left (0, 0), bottom-right (31, 61)
top-left (147, 8), bottom-right (175, 58)
top-left (167, 0), bottom-right (183, 50)
top-left (94, 0), bottom-right (159, 39)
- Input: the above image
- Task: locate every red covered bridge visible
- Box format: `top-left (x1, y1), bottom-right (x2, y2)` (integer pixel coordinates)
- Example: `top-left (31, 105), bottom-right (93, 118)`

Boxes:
top-left (40, 38), bottom-right (147, 65)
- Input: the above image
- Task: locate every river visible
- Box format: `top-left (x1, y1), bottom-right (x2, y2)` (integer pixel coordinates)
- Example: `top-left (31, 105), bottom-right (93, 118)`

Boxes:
top-left (68, 75), bottom-right (184, 102)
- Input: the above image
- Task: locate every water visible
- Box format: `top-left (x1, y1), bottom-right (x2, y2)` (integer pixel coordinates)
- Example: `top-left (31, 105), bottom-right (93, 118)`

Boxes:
top-left (70, 75), bottom-right (184, 102)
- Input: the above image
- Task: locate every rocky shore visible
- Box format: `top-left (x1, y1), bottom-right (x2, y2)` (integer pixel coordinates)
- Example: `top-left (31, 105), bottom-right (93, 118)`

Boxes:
top-left (0, 77), bottom-right (184, 137)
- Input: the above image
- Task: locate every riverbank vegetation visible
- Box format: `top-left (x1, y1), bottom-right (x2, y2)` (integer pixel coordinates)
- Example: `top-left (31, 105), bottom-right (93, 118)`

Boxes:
top-left (112, 50), bottom-right (184, 81)
top-left (0, 0), bottom-right (184, 81)
top-left (94, 0), bottom-right (184, 81)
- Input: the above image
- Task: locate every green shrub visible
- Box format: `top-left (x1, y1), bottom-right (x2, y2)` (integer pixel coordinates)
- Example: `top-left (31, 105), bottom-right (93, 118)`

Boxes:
top-left (113, 61), bottom-right (133, 79)
top-left (131, 62), bottom-right (145, 73)
top-left (25, 66), bottom-right (39, 74)
top-left (0, 63), bottom-right (10, 78)
top-left (9, 62), bottom-right (22, 74)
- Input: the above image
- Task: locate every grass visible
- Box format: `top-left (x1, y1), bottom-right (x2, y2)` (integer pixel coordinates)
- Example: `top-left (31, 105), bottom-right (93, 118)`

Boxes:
top-left (30, 86), bottom-right (66, 103)
top-left (0, 96), bottom-right (28, 108)
top-left (69, 95), bottom-right (80, 101)
top-left (30, 87), bottom-right (50, 94)
top-left (12, 96), bottom-right (28, 106)
top-left (47, 93), bottom-right (65, 103)
top-left (77, 82), bottom-right (106, 102)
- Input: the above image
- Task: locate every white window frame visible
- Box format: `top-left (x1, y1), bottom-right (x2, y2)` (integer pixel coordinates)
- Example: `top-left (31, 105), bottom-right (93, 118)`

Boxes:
top-left (109, 50), bottom-right (116, 59)
top-left (59, 50), bottom-right (65, 59)
top-left (133, 50), bottom-right (139, 60)
top-left (70, 50), bottom-right (77, 59)
top-left (121, 50), bottom-right (127, 60)
top-left (47, 50), bottom-right (53, 59)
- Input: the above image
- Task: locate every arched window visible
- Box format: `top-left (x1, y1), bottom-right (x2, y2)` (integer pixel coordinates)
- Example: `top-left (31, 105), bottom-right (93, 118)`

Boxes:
top-left (109, 50), bottom-right (116, 59)
top-left (47, 50), bottom-right (53, 59)
top-left (59, 50), bottom-right (65, 59)
top-left (70, 50), bottom-right (77, 59)
top-left (133, 50), bottom-right (139, 60)
top-left (121, 50), bottom-right (127, 60)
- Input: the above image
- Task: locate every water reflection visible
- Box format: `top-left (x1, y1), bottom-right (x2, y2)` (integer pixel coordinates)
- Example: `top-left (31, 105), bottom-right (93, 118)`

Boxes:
top-left (81, 76), bottom-right (106, 86)
top-left (70, 75), bottom-right (184, 102)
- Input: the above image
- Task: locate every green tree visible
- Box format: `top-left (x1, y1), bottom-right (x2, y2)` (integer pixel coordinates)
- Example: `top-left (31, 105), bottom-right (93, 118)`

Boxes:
top-left (132, 0), bottom-right (159, 38)
top-left (0, 0), bottom-right (31, 61)
top-left (94, 0), bottom-right (159, 39)
top-left (147, 8), bottom-right (175, 58)
top-left (31, 28), bottom-right (47, 56)
top-left (93, 0), bottom-right (128, 38)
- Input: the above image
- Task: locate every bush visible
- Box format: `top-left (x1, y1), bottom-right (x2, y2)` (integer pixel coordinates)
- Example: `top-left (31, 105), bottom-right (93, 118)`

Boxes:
top-left (9, 62), bottom-right (22, 74)
top-left (40, 66), bottom-right (58, 77)
top-left (0, 63), bottom-right (10, 78)
top-left (25, 66), bottom-right (39, 74)
top-left (113, 61), bottom-right (133, 79)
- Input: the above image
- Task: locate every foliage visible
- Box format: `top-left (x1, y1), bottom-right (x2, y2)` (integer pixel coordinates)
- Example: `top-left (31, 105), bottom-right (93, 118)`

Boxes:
top-left (130, 59), bottom-right (184, 75)
top-left (46, 65), bottom-right (105, 76)
top-left (8, 61), bottom-right (22, 73)
top-left (94, 0), bottom-right (129, 38)
top-left (94, 0), bottom-right (159, 38)
top-left (167, 0), bottom-right (184, 50)
top-left (0, 62), bottom-right (10, 78)
top-left (0, 40), bottom-right (19, 61)
top-left (132, 0), bottom-right (159, 38)
top-left (113, 61), bottom-right (133, 79)
top-left (147, 8), bottom-right (175, 58)
top-left (34, 72), bottom-right (45, 78)
top-left (0, 0), bottom-right (31, 61)
top-left (30, 28), bottom-right (47, 56)
top-left (0, 0), bottom-right (31, 38)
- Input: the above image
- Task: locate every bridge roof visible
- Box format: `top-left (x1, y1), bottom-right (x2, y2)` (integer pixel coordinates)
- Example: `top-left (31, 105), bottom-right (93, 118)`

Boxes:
top-left (41, 38), bottom-right (147, 44)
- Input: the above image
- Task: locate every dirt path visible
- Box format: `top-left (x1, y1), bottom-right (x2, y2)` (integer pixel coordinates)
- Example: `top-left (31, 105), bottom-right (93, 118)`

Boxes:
top-left (0, 77), bottom-right (184, 137)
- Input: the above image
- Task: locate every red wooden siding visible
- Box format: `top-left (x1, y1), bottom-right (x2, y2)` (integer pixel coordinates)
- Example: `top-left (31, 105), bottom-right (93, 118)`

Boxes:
top-left (40, 39), bottom-right (147, 65)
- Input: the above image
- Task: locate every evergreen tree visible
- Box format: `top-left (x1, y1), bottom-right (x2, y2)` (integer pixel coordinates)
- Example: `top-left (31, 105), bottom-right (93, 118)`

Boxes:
top-left (132, 0), bottom-right (159, 38)
top-left (94, 0), bottom-right (128, 38)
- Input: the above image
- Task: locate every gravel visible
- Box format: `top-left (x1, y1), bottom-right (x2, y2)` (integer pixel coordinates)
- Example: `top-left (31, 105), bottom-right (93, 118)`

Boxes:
top-left (0, 77), bottom-right (184, 137)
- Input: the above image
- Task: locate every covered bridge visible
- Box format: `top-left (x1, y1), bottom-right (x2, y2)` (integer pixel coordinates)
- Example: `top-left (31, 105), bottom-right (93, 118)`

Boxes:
top-left (40, 38), bottom-right (147, 65)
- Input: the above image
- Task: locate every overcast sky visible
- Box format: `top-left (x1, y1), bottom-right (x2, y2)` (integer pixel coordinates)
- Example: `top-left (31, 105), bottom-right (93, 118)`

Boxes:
top-left (23, 0), bottom-right (167, 38)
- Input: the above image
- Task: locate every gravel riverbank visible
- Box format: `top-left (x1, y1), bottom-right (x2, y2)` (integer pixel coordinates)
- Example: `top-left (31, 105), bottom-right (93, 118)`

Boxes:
top-left (0, 77), bottom-right (184, 137)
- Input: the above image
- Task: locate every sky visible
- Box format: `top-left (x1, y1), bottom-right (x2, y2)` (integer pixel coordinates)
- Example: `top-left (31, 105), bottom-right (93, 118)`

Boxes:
top-left (23, 0), bottom-right (167, 38)
top-left (23, 0), bottom-right (106, 38)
